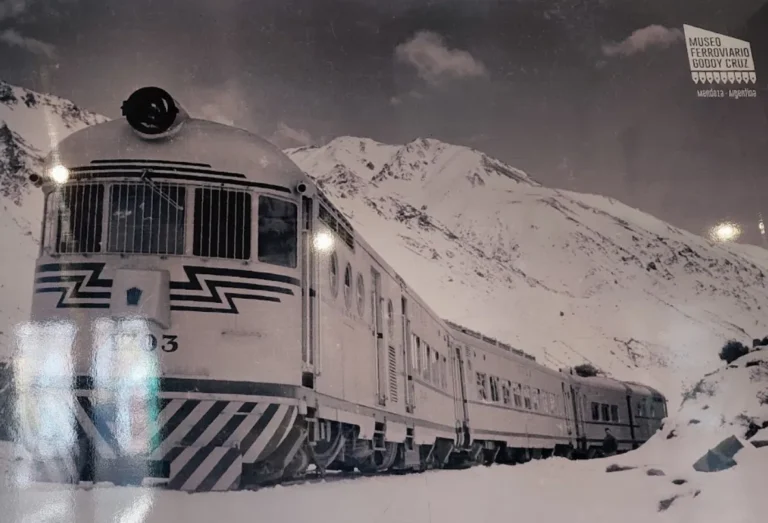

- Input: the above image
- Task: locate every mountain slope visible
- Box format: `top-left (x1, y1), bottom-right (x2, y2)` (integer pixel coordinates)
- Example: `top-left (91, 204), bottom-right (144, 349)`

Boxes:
top-left (287, 137), bottom-right (768, 402)
top-left (0, 81), bottom-right (107, 353)
top-left (1, 81), bottom-right (767, 405)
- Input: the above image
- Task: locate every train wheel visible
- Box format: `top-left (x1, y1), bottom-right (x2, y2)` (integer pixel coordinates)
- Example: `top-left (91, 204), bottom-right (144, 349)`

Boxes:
top-left (556, 446), bottom-right (574, 460)
top-left (309, 424), bottom-right (345, 473)
top-left (282, 446), bottom-right (310, 480)
top-left (359, 442), bottom-right (398, 473)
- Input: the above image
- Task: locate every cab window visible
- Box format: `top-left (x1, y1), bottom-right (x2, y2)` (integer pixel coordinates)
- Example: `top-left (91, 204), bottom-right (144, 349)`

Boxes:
top-left (193, 187), bottom-right (251, 260)
top-left (258, 196), bottom-right (297, 268)
top-left (50, 183), bottom-right (104, 254)
top-left (109, 182), bottom-right (185, 255)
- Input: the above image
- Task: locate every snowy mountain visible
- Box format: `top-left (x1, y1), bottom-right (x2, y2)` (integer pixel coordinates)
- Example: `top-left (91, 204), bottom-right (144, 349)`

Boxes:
top-left (2, 80), bottom-right (768, 405)
top-left (286, 137), bottom-right (768, 402)
top-left (0, 81), bottom-right (107, 355)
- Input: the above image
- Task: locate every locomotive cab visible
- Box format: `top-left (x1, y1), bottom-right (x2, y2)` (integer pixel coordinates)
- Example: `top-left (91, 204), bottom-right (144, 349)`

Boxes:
top-left (15, 87), bottom-right (324, 489)
top-left (25, 87), bottom-right (314, 385)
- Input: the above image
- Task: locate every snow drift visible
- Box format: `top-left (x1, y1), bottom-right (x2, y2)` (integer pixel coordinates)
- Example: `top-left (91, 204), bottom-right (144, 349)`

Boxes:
top-left (1, 342), bottom-right (765, 522)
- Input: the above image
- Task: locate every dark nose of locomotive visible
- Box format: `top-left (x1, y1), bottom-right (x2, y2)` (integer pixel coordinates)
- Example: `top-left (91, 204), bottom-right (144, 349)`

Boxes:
top-left (121, 86), bottom-right (187, 139)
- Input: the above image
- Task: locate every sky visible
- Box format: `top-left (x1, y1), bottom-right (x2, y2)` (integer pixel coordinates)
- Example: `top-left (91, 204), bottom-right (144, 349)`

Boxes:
top-left (1, 0), bottom-right (768, 245)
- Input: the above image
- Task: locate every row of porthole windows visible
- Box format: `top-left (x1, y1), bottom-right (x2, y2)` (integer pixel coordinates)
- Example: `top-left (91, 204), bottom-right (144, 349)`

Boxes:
top-left (328, 251), bottom-right (396, 337)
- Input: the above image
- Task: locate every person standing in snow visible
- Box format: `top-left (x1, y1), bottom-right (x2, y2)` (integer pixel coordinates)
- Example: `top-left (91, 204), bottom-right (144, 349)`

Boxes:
top-left (602, 427), bottom-right (618, 456)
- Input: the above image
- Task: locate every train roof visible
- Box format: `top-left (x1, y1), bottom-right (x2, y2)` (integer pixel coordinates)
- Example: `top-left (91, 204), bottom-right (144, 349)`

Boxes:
top-left (569, 373), bottom-right (666, 400)
top-left (623, 380), bottom-right (666, 400)
top-left (568, 373), bottom-right (630, 393)
top-left (44, 116), bottom-right (310, 191)
top-left (446, 320), bottom-right (537, 363)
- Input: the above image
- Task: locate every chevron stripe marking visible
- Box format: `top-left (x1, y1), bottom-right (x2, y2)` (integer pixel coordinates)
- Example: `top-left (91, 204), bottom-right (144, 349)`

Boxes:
top-left (34, 263), bottom-right (112, 308)
top-left (168, 445), bottom-right (243, 492)
top-left (170, 279), bottom-right (294, 301)
top-left (170, 265), bottom-right (300, 290)
top-left (238, 404), bottom-right (280, 460)
top-left (191, 402), bottom-right (247, 447)
top-left (151, 400), bottom-right (200, 454)
top-left (179, 401), bottom-right (229, 446)
top-left (72, 397), bottom-right (116, 459)
top-left (242, 405), bottom-right (295, 463)
top-left (171, 293), bottom-right (281, 313)
top-left (36, 263), bottom-right (112, 287)
top-left (78, 396), bottom-right (123, 455)
top-left (238, 402), bottom-right (258, 413)
top-left (198, 446), bottom-right (243, 492)
top-left (171, 266), bottom-right (299, 313)
top-left (208, 412), bottom-right (249, 447)
top-left (257, 406), bottom-right (297, 461)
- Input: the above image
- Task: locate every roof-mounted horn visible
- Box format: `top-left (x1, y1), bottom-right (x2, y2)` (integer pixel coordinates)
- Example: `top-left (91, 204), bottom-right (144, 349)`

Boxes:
top-left (121, 86), bottom-right (188, 140)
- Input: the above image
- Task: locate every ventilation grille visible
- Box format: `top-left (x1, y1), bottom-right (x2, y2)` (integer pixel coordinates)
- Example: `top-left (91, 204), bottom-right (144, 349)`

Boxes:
top-left (388, 345), bottom-right (398, 403)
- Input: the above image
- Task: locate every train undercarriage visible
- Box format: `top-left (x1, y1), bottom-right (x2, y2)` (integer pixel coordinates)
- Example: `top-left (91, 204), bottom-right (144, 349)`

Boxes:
top-left (12, 392), bottom-right (608, 493)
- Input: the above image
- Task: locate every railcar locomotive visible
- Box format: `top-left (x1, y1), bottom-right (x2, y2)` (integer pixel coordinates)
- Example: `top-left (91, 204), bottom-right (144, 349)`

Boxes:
top-left (12, 87), bottom-right (667, 492)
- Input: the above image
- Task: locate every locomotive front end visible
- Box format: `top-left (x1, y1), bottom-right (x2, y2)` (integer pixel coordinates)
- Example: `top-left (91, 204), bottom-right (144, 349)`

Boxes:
top-left (12, 87), bottom-right (315, 491)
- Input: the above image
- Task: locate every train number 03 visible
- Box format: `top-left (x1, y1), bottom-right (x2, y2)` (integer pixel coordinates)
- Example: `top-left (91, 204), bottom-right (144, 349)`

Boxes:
top-left (148, 334), bottom-right (180, 353)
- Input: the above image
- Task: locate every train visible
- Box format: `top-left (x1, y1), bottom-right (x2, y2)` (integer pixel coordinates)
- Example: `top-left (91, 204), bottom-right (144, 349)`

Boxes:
top-left (10, 86), bottom-right (667, 492)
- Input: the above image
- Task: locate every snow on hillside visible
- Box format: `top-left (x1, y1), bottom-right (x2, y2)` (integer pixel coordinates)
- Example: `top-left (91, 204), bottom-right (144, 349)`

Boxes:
top-left (1, 347), bottom-right (766, 522)
top-left (286, 137), bottom-right (768, 403)
top-left (0, 81), bottom-right (107, 355)
top-left (2, 81), bottom-right (768, 407)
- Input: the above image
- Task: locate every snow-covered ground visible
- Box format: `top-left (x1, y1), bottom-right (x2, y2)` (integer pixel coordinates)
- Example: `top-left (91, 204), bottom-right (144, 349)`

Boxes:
top-left (1, 349), bottom-right (766, 522)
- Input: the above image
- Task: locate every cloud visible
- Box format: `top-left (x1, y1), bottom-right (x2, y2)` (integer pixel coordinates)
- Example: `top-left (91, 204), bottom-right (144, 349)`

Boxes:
top-left (395, 30), bottom-right (488, 85)
top-left (602, 25), bottom-right (683, 57)
top-left (0, 1), bottom-right (65, 58)
top-left (389, 89), bottom-right (424, 106)
top-left (188, 81), bottom-right (251, 128)
top-left (199, 102), bottom-right (235, 126)
top-left (0, 28), bottom-right (55, 58)
top-left (272, 122), bottom-right (314, 147)
top-left (0, 1), bottom-right (32, 22)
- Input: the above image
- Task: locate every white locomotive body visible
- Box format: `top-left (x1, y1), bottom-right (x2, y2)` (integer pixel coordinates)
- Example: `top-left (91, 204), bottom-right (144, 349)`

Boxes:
top-left (11, 87), bottom-right (667, 491)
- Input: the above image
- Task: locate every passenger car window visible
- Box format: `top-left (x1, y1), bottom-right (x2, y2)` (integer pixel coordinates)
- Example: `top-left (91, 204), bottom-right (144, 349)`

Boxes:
top-left (490, 376), bottom-right (500, 402)
top-left (476, 372), bottom-right (487, 400)
top-left (523, 386), bottom-right (532, 409)
top-left (513, 384), bottom-right (522, 407)
top-left (258, 195), bottom-right (297, 268)
top-left (329, 252), bottom-right (339, 297)
top-left (343, 263), bottom-right (352, 309)
top-left (356, 273), bottom-right (365, 316)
